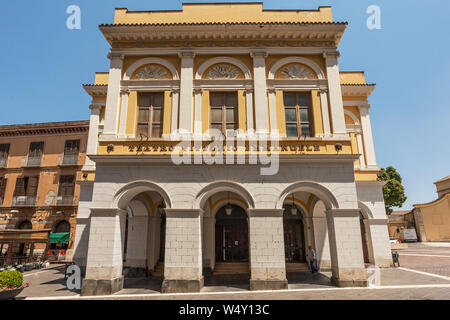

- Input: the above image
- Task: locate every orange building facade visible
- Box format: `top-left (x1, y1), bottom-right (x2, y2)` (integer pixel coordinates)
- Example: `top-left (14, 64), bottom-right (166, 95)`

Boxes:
top-left (0, 121), bottom-right (89, 256)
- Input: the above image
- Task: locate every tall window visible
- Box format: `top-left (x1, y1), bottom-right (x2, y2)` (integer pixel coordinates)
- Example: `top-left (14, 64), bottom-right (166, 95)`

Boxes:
top-left (29, 142), bottom-right (44, 157)
top-left (13, 176), bottom-right (39, 205)
top-left (0, 178), bottom-right (6, 206)
top-left (210, 92), bottom-right (238, 136)
top-left (137, 92), bottom-right (164, 138)
top-left (64, 140), bottom-right (80, 155)
top-left (283, 92), bottom-right (313, 138)
top-left (0, 144), bottom-right (10, 167)
top-left (57, 175), bottom-right (75, 204)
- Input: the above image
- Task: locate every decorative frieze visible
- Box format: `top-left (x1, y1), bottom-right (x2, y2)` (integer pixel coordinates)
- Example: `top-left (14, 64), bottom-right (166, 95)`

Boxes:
top-left (279, 64), bottom-right (317, 80)
top-left (205, 64), bottom-right (241, 80)
top-left (132, 64), bottom-right (169, 80)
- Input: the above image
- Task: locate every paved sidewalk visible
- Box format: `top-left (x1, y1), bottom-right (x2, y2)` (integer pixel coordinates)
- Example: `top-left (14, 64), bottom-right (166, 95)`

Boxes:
top-left (17, 243), bottom-right (450, 300)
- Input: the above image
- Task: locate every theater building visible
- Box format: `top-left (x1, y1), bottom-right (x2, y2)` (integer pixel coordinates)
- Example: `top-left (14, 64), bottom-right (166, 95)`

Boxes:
top-left (74, 3), bottom-right (392, 295)
top-left (0, 121), bottom-right (89, 257)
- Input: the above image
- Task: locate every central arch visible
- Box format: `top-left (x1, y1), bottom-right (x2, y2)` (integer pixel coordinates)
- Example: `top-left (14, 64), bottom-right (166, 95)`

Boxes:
top-left (277, 181), bottom-right (339, 211)
top-left (195, 57), bottom-right (252, 80)
top-left (194, 181), bottom-right (255, 210)
top-left (113, 180), bottom-right (172, 210)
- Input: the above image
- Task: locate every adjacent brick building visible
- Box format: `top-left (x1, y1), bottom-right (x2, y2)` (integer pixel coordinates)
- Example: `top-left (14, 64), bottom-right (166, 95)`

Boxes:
top-left (0, 121), bottom-right (89, 256)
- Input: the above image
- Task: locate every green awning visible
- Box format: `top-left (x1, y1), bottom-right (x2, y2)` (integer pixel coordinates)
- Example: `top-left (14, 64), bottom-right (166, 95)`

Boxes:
top-left (49, 232), bottom-right (70, 244)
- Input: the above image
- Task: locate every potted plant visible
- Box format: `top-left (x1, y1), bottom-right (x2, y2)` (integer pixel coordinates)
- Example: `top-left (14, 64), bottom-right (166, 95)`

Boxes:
top-left (0, 270), bottom-right (30, 300)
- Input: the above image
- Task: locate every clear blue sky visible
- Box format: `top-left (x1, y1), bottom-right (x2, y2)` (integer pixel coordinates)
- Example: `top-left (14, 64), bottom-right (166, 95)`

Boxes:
top-left (0, 0), bottom-right (449, 210)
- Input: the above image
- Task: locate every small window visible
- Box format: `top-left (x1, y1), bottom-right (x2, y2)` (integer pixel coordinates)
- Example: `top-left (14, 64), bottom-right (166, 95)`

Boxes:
top-left (58, 175), bottom-right (75, 197)
top-left (283, 92), bottom-right (313, 138)
top-left (64, 140), bottom-right (80, 155)
top-left (137, 92), bottom-right (164, 138)
top-left (29, 142), bottom-right (44, 158)
top-left (54, 220), bottom-right (71, 233)
top-left (14, 176), bottom-right (39, 197)
top-left (0, 144), bottom-right (10, 159)
top-left (0, 178), bottom-right (7, 205)
top-left (209, 92), bottom-right (238, 136)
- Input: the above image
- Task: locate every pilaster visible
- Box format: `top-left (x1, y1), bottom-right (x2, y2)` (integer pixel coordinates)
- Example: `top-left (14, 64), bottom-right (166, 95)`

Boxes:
top-left (250, 52), bottom-right (269, 136)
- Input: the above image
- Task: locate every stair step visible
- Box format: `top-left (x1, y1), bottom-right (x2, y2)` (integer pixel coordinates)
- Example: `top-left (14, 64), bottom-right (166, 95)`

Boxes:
top-left (286, 263), bottom-right (309, 272)
top-left (213, 263), bottom-right (250, 275)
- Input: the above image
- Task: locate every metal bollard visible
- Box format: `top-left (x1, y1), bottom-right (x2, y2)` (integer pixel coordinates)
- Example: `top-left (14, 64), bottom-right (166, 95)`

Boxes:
top-left (392, 251), bottom-right (400, 267)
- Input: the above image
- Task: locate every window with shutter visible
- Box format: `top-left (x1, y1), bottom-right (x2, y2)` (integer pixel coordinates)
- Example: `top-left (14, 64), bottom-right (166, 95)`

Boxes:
top-left (0, 144), bottom-right (10, 167)
top-left (136, 92), bottom-right (164, 138)
top-left (29, 142), bottom-right (44, 157)
top-left (209, 92), bottom-right (238, 137)
top-left (64, 140), bottom-right (80, 155)
top-left (57, 175), bottom-right (75, 204)
top-left (0, 178), bottom-right (7, 205)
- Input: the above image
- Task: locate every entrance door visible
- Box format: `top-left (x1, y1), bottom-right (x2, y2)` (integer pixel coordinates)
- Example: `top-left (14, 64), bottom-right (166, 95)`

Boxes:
top-left (215, 205), bottom-right (248, 262)
top-left (283, 205), bottom-right (306, 262)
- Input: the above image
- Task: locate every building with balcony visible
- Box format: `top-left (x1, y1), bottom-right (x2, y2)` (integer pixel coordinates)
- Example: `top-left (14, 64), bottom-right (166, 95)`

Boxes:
top-left (74, 3), bottom-right (392, 296)
top-left (0, 121), bottom-right (89, 258)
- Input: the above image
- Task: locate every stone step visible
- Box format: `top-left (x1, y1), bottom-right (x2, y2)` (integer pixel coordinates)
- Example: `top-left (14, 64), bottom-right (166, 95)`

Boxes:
top-left (286, 262), bottom-right (309, 272)
top-left (213, 262), bottom-right (250, 275)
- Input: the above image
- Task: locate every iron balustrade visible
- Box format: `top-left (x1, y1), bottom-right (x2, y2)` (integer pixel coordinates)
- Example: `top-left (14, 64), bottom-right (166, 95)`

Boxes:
top-left (22, 156), bottom-right (42, 167)
top-left (58, 154), bottom-right (81, 166)
top-left (12, 196), bottom-right (37, 206)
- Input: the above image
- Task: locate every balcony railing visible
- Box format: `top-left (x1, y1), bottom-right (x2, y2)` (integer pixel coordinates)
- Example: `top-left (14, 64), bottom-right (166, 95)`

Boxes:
top-left (58, 154), bottom-right (81, 166)
top-left (12, 196), bottom-right (37, 206)
top-left (21, 156), bottom-right (42, 167)
top-left (55, 195), bottom-right (77, 206)
top-left (0, 157), bottom-right (7, 168)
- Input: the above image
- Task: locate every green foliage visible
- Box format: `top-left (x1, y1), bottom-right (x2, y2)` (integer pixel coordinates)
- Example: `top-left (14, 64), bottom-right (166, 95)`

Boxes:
top-left (0, 270), bottom-right (24, 288)
top-left (380, 166), bottom-right (407, 215)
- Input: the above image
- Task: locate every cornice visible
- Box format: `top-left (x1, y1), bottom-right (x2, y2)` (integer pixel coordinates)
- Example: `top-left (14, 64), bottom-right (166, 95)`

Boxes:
top-left (99, 23), bottom-right (347, 48)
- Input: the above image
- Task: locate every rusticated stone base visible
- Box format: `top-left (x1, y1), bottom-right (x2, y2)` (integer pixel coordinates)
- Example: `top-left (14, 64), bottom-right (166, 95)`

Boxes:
top-left (250, 279), bottom-right (288, 291)
top-left (331, 277), bottom-right (368, 288)
top-left (161, 277), bottom-right (204, 293)
top-left (81, 276), bottom-right (124, 296)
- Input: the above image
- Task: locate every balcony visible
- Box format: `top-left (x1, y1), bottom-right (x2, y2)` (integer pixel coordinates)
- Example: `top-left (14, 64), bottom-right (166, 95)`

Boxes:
top-left (21, 156), bottom-right (42, 167)
top-left (54, 195), bottom-right (77, 206)
top-left (12, 196), bottom-right (37, 207)
top-left (58, 154), bottom-right (81, 166)
top-left (0, 157), bottom-right (7, 168)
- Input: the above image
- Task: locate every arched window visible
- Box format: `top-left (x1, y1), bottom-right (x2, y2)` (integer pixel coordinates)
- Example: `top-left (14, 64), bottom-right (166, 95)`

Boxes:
top-left (18, 220), bottom-right (32, 229)
top-left (54, 220), bottom-right (70, 233)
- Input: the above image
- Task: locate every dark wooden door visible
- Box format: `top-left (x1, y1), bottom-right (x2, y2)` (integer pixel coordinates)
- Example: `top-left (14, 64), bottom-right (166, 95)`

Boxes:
top-left (215, 205), bottom-right (248, 262)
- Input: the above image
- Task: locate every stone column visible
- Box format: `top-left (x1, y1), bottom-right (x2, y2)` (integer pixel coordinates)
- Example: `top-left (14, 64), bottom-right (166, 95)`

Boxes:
top-left (356, 132), bottom-right (366, 169)
top-left (146, 216), bottom-right (161, 273)
top-left (303, 217), bottom-right (315, 252)
top-left (178, 52), bottom-right (195, 136)
top-left (245, 88), bottom-right (255, 136)
top-left (319, 89), bottom-right (331, 137)
top-left (170, 88), bottom-right (180, 139)
top-left (193, 88), bottom-right (203, 138)
top-left (365, 219), bottom-right (393, 267)
top-left (72, 217), bottom-right (90, 275)
top-left (267, 87), bottom-right (278, 137)
top-left (359, 104), bottom-right (378, 169)
top-left (250, 52), bottom-right (269, 136)
top-left (117, 89), bottom-right (129, 138)
top-left (123, 215), bottom-right (148, 276)
top-left (326, 209), bottom-right (368, 287)
top-left (82, 104), bottom-right (102, 171)
top-left (162, 209), bottom-right (203, 293)
top-left (324, 52), bottom-right (347, 137)
top-left (312, 216), bottom-right (332, 268)
top-left (247, 209), bottom-right (288, 290)
top-left (202, 216), bottom-right (215, 272)
top-left (103, 53), bottom-right (124, 138)
top-left (81, 208), bottom-right (127, 296)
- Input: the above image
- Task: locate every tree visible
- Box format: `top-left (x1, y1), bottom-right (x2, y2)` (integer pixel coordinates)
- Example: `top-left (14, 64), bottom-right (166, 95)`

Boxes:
top-left (379, 166), bottom-right (407, 215)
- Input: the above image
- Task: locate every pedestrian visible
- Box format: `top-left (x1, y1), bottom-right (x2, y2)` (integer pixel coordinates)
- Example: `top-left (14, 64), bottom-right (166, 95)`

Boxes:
top-left (308, 246), bottom-right (319, 273)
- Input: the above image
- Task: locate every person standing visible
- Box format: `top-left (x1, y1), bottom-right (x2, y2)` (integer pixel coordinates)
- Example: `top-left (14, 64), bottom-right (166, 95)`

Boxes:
top-left (308, 246), bottom-right (319, 273)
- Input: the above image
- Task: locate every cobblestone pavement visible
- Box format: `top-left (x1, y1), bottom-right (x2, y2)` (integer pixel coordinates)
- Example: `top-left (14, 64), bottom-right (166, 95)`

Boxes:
top-left (18, 243), bottom-right (450, 300)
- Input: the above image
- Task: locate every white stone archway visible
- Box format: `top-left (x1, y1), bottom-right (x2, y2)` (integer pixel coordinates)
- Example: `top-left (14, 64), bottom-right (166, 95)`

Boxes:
top-left (194, 181), bottom-right (256, 210)
top-left (195, 57), bottom-right (252, 80)
top-left (123, 57), bottom-right (179, 80)
top-left (268, 57), bottom-right (325, 80)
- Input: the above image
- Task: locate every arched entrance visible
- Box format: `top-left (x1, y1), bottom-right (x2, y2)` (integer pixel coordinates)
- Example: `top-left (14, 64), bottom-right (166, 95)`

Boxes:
top-left (215, 205), bottom-right (249, 262)
top-left (283, 204), bottom-right (306, 263)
